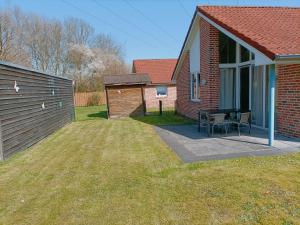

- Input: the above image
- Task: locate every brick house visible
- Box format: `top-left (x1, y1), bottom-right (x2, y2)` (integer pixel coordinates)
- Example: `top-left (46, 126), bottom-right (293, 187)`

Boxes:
top-left (172, 6), bottom-right (300, 144)
top-left (133, 59), bottom-right (177, 110)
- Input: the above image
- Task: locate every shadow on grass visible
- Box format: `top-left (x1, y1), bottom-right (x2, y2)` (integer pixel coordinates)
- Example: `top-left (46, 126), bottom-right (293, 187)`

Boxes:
top-left (87, 111), bottom-right (107, 119)
top-left (131, 110), bottom-right (195, 126)
top-left (75, 105), bottom-right (108, 122)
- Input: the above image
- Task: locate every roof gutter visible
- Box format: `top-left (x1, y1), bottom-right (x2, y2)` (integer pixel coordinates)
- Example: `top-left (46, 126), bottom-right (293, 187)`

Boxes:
top-left (104, 82), bottom-right (149, 87)
top-left (275, 54), bottom-right (300, 60)
top-left (274, 54), bottom-right (300, 64)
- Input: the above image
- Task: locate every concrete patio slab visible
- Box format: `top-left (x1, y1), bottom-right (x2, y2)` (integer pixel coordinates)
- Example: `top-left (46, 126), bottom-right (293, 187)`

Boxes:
top-left (155, 124), bottom-right (300, 162)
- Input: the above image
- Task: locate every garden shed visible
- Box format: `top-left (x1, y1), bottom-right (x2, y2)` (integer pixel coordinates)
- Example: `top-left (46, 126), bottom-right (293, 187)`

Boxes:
top-left (104, 74), bottom-right (150, 118)
top-left (0, 61), bottom-right (74, 160)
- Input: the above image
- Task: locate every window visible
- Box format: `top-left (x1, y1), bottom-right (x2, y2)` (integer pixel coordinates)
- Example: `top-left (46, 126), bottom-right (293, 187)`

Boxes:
top-left (240, 45), bottom-right (250, 62)
top-left (156, 86), bottom-right (167, 97)
top-left (220, 68), bottom-right (236, 109)
top-left (219, 32), bottom-right (236, 64)
top-left (190, 72), bottom-right (201, 100)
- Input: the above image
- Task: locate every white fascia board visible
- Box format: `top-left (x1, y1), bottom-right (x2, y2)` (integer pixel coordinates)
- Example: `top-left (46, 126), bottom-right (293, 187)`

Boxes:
top-left (172, 16), bottom-right (200, 81)
top-left (274, 59), bottom-right (300, 64)
top-left (197, 12), bottom-right (274, 66)
top-left (274, 55), bottom-right (300, 64)
top-left (189, 30), bottom-right (200, 73)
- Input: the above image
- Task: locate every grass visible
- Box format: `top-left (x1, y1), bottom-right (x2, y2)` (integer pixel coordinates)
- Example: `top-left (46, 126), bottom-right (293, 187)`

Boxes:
top-left (0, 106), bottom-right (299, 224)
top-left (133, 110), bottom-right (194, 126)
top-left (75, 105), bottom-right (107, 121)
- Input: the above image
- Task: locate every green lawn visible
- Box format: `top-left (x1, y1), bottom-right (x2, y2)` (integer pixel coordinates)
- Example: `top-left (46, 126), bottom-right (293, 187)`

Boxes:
top-left (0, 107), bottom-right (299, 224)
top-left (75, 105), bottom-right (108, 121)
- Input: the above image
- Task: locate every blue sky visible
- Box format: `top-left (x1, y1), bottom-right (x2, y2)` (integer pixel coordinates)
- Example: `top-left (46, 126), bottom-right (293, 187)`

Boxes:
top-left (1, 0), bottom-right (299, 63)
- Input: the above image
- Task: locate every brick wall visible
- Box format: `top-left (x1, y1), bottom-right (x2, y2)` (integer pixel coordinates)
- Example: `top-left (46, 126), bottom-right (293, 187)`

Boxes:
top-left (144, 85), bottom-right (176, 110)
top-left (276, 64), bottom-right (300, 137)
top-left (176, 18), bottom-right (220, 119)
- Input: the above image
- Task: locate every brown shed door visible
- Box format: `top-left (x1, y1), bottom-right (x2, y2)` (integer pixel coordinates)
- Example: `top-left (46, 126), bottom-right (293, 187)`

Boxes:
top-left (107, 86), bottom-right (144, 118)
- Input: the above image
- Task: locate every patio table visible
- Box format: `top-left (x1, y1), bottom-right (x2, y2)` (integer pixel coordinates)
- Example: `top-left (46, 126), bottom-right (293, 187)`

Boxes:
top-left (198, 108), bottom-right (245, 136)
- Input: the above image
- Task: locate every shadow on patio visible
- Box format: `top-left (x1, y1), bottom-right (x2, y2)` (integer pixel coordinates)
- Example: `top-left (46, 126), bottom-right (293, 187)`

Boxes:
top-left (155, 124), bottom-right (300, 162)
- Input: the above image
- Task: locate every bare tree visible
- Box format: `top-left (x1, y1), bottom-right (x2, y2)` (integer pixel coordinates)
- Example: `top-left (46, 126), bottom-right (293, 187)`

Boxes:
top-left (0, 7), bottom-right (129, 91)
top-left (0, 8), bottom-right (30, 66)
top-left (91, 34), bottom-right (123, 57)
top-left (64, 18), bottom-right (94, 45)
top-left (90, 34), bottom-right (129, 75)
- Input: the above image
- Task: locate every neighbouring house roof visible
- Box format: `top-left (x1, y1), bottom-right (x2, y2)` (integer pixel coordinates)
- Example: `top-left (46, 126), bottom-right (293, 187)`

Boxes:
top-left (103, 74), bottom-right (151, 86)
top-left (197, 6), bottom-right (300, 59)
top-left (133, 59), bottom-right (177, 84)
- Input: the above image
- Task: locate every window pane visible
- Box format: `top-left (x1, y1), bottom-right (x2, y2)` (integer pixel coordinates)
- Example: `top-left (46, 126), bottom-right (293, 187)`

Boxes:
top-left (193, 74), bottom-right (197, 98)
top-left (251, 66), bottom-right (264, 126)
top-left (220, 68), bottom-right (236, 109)
top-left (265, 67), bottom-right (269, 128)
top-left (240, 45), bottom-right (250, 62)
top-left (156, 86), bottom-right (167, 96)
top-left (197, 73), bottom-right (201, 99)
top-left (191, 74), bottom-right (196, 99)
top-left (219, 32), bottom-right (236, 63)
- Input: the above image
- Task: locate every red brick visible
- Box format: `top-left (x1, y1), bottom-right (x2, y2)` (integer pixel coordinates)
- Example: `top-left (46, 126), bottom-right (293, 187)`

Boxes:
top-left (276, 64), bottom-right (300, 137)
top-left (176, 19), bottom-right (220, 119)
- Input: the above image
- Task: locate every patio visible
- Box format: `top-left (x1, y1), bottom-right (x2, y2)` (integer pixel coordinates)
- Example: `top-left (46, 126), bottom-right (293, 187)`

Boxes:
top-left (155, 124), bottom-right (300, 162)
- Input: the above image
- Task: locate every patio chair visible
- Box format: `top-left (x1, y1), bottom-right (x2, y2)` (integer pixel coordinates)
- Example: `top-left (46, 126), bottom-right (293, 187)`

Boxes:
top-left (231, 112), bottom-right (251, 136)
top-left (210, 113), bottom-right (227, 136)
top-left (198, 111), bottom-right (210, 136)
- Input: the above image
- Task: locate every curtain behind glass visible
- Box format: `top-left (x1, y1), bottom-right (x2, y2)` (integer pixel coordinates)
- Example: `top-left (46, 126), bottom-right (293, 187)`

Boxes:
top-left (251, 66), bottom-right (264, 126)
top-left (220, 68), bottom-right (236, 109)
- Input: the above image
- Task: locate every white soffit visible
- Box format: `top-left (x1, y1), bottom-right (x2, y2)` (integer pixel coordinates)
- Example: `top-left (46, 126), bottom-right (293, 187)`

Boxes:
top-left (173, 16), bottom-right (200, 80)
top-left (189, 30), bottom-right (200, 72)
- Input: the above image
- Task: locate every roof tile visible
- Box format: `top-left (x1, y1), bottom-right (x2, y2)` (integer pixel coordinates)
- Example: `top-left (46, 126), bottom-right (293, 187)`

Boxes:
top-left (197, 6), bottom-right (300, 58)
top-left (133, 59), bottom-right (177, 84)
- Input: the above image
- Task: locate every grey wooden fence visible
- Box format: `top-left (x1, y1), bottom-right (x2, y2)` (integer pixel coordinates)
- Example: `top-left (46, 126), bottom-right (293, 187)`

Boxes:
top-left (0, 61), bottom-right (74, 160)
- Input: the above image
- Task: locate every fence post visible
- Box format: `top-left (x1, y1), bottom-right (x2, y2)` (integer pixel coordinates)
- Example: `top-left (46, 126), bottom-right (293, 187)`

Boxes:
top-left (159, 100), bottom-right (162, 116)
top-left (0, 121), bottom-right (4, 160)
top-left (72, 81), bottom-right (76, 121)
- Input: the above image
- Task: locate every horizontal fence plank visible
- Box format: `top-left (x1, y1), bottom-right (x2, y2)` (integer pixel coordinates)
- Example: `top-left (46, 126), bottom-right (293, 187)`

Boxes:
top-left (0, 63), bottom-right (74, 159)
top-left (0, 121), bottom-right (3, 160)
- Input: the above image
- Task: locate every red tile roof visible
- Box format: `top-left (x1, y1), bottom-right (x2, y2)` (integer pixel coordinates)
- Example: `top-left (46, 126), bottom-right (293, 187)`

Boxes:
top-left (133, 59), bottom-right (177, 84)
top-left (197, 6), bottom-right (300, 59)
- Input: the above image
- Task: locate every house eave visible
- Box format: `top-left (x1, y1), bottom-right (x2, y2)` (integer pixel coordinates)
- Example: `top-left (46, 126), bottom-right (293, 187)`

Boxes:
top-left (274, 54), bottom-right (300, 63)
top-left (172, 10), bottom-right (198, 82)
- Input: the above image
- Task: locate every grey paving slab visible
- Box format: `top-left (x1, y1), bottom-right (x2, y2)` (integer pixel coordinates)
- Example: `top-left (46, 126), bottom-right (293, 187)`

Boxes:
top-left (155, 124), bottom-right (300, 162)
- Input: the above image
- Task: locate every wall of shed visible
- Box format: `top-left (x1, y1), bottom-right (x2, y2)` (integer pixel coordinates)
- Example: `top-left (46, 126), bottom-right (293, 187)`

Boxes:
top-left (106, 85), bottom-right (145, 118)
top-left (0, 64), bottom-right (74, 159)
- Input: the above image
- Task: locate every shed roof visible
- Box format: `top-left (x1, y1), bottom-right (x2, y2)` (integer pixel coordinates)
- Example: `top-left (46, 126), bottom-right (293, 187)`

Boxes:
top-left (197, 6), bottom-right (300, 59)
top-left (133, 59), bottom-right (177, 84)
top-left (103, 74), bottom-right (151, 86)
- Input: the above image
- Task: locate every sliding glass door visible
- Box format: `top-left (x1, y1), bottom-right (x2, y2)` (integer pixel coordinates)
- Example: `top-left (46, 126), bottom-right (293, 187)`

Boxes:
top-left (251, 66), bottom-right (264, 127)
top-left (240, 66), bottom-right (250, 111)
top-left (220, 68), bottom-right (236, 109)
top-left (220, 65), bottom-right (270, 129)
